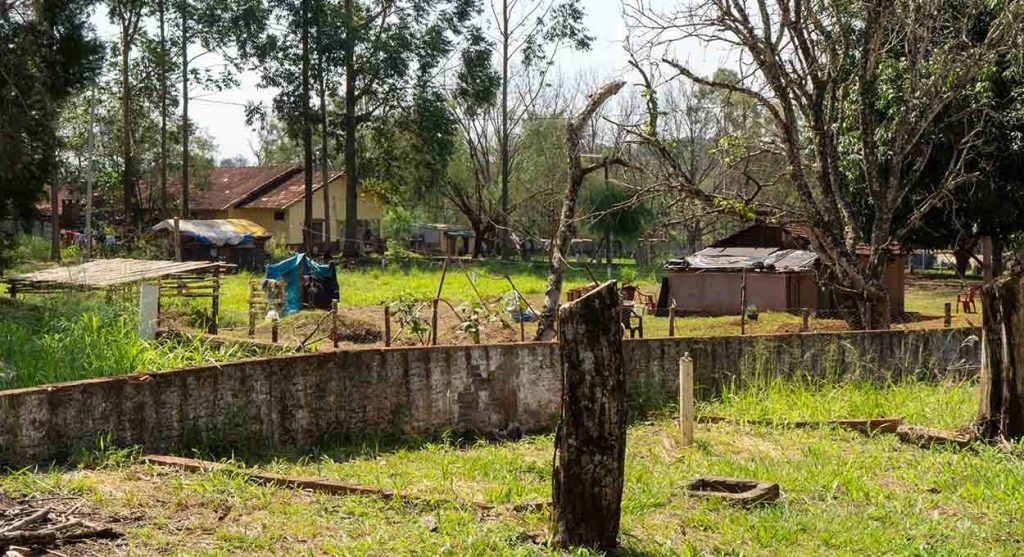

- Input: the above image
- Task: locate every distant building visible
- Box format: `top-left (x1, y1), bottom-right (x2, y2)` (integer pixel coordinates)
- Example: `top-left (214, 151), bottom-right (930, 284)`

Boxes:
top-left (149, 166), bottom-right (385, 246)
top-left (411, 224), bottom-right (475, 256)
top-left (658, 223), bottom-right (906, 316)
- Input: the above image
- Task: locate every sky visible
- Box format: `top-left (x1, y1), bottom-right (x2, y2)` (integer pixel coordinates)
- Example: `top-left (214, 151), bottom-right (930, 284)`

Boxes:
top-left (90, 0), bottom-right (730, 162)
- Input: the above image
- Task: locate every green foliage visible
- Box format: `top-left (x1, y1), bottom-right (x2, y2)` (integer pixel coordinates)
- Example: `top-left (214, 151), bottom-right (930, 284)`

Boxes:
top-left (583, 180), bottom-right (654, 243)
top-left (0, 0), bottom-right (102, 228)
top-left (381, 205), bottom-right (415, 243)
top-left (384, 293), bottom-right (430, 345)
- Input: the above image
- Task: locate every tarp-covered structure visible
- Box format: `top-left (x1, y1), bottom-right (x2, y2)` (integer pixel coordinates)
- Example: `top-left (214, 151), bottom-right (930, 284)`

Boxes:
top-left (658, 223), bottom-right (905, 316)
top-left (263, 253), bottom-right (338, 316)
top-left (150, 219), bottom-right (270, 246)
top-left (148, 219), bottom-right (271, 270)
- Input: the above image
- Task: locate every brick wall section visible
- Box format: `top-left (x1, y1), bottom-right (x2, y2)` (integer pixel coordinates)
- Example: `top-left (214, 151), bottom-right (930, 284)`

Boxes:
top-left (0, 327), bottom-right (980, 467)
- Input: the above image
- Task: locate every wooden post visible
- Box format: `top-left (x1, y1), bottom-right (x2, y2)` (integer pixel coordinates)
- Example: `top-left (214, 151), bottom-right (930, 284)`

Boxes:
top-left (431, 298), bottom-right (439, 346)
top-left (976, 271), bottom-right (1024, 440)
top-left (668, 302), bottom-right (676, 337)
top-left (331, 300), bottom-right (339, 349)
top-left (384, 304), bottom-right (392, 347)
top-left (740, 267), bottom-right (747, 335)
top-left (271, 319), bottom-right (279, 344)
top-left (248, 282), bottom-right (257, 337)
top-left (519, 313), bottom-right (525, 342)
top-left (173, 217), bottom-right (182, 262)
top-left (944, 302), bottom-right (952, 328)
top-left (679, 354), bottom-right (694, 448)
top-left (208, 267), bottom-right (220, 335)
top-left (552, 281), bottom-right (626, 551)
top-left (801, 308), bottom-right (810, 332)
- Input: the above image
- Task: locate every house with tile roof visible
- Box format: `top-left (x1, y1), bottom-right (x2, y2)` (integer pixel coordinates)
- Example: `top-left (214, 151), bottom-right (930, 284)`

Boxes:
top-left (163, 166), bottom-right (384, 246)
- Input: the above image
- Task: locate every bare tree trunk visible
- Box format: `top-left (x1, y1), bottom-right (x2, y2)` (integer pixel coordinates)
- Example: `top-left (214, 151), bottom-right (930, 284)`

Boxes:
top-left (552, 280), bottom-right (626, 551)
top-left (300, 0), bottom-right (314, 254)
top-left (316, 0), bottom-right (330, 242)
top-left (497, 0), bottom-right (510, 259)
top-left (180, 1), bottom-right (189, 218)
top-left (158, 0), bottom-right (168, 215)
top-left (535, 81), bottom-right (624, 341)
top-left (49, 183), bottom-right (60, 261)
top-left (341, 0), bottom-right (358, 258)
top-left (120, 28), bottom-right (137, 232)
top-left (976, 269), bottom-right (1024, 441)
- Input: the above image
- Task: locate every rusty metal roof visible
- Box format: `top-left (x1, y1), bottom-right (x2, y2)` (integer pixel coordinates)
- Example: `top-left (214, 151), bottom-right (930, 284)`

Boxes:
top-left (143, 166), bottom-right (301, 211)
top-left (193, 166), bottom-right (300, 210)
top-left (240, 170), bottom-right (345, 209)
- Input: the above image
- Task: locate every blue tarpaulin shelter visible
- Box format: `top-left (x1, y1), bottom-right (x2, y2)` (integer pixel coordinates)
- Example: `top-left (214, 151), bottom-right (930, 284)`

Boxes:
top-left (263, 253), bottom-right (334, 316)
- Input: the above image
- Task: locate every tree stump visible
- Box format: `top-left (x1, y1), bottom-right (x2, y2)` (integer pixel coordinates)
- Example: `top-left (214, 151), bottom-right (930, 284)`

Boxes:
top-left (552, 280), bottom-right (627, 550)
top-left (977, 269), bottom-right (1024, 440)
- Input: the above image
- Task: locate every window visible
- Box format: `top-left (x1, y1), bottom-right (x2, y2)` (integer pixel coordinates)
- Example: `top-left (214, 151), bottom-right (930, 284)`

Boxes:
top-left (273, 211), bottom-right (285, 221)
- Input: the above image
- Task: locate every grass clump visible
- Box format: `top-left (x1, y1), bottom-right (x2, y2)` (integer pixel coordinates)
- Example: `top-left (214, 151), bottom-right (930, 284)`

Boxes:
top-left (0, 291), bottom-right (264, 390)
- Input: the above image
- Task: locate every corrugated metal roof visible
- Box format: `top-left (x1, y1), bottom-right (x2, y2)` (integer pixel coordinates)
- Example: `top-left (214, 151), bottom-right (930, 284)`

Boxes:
top-left (149, 218), bottom-right (271, 246)
top-left (673, 247), bottom-right (818, 272)
top-left (240, 170), bottom-right (345, 209)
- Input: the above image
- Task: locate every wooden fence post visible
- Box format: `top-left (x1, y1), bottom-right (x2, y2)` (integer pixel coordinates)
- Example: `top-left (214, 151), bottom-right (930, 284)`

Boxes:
top-left (431, 298), bottom-right (439, 346)
top-left (740, 268), bottom-right (747, 335)
top-left (801, 308), bottom-right (810, 332)
top-left (271, 320), bottom-right (279, 344)
top-left (668, 302), bottom-right (676, 337)
top-left (331, 300), bottom-right (339, 349)
top-left (384, 304), bottom-right (392, 347)
top-left (208, 266), bottom-right (220, 335)
top-left (679, 353), bottom-right (694, 447)
top-left (552, 281), bottom-right (626, 551)
top-left (944, 302), bottom-right (952, 328)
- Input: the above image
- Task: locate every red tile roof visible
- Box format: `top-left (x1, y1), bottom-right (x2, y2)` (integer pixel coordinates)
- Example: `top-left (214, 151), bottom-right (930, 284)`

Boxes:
top-left (190, 166), bottom-right (300, 211)
top-left (240, 170), bottom-right (345, 210)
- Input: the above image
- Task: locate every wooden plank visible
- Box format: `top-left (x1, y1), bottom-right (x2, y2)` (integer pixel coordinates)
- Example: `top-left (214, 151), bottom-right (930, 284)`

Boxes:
top-left (141, 454), bottom-right (548, 513)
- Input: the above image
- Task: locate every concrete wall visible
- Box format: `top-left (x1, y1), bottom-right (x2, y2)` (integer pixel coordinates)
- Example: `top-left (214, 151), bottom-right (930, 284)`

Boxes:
top-left (0, 327), bottom-right (980, 467)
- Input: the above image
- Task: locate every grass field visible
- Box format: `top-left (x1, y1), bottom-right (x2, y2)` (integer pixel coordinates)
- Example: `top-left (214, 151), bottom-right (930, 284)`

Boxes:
top-left (4, 378), bottom-right (1017, 556)
top-left (1, 249), bottom-right (982, 388)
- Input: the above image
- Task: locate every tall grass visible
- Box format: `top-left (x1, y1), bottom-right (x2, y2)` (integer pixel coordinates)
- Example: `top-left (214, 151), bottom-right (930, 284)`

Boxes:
top-left (0, 291), bottom-right (262, 390)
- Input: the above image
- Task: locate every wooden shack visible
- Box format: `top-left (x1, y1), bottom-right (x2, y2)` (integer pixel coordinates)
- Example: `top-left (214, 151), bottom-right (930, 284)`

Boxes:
top-left (658, 223), bottom-right (906, 316)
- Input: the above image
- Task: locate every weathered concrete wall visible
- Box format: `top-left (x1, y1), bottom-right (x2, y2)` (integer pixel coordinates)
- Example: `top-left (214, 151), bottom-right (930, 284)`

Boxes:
top-left (0, 327), bottom-right (980, 467)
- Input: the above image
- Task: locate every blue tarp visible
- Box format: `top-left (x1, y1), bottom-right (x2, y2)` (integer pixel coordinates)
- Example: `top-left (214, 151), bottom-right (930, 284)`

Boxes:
top-left (263, 253), bottom-right (334, 316)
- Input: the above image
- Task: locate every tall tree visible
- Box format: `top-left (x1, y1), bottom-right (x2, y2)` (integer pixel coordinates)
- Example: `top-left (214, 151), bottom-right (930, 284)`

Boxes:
top-left (472, 0), bottom-right (591, 257)
top-left (333, 0), bottom-right (494, 257)
top-left (109, 0), bottom-right (146, 232)
top-left (625, 0), bottom-right (1024, 329)
top-left (0, 0), bottom-right (101, 263)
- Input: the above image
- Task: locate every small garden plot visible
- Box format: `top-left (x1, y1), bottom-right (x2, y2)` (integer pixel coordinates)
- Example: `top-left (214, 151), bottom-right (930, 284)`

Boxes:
top-left (5, 379), bottom-right (1023, 556)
